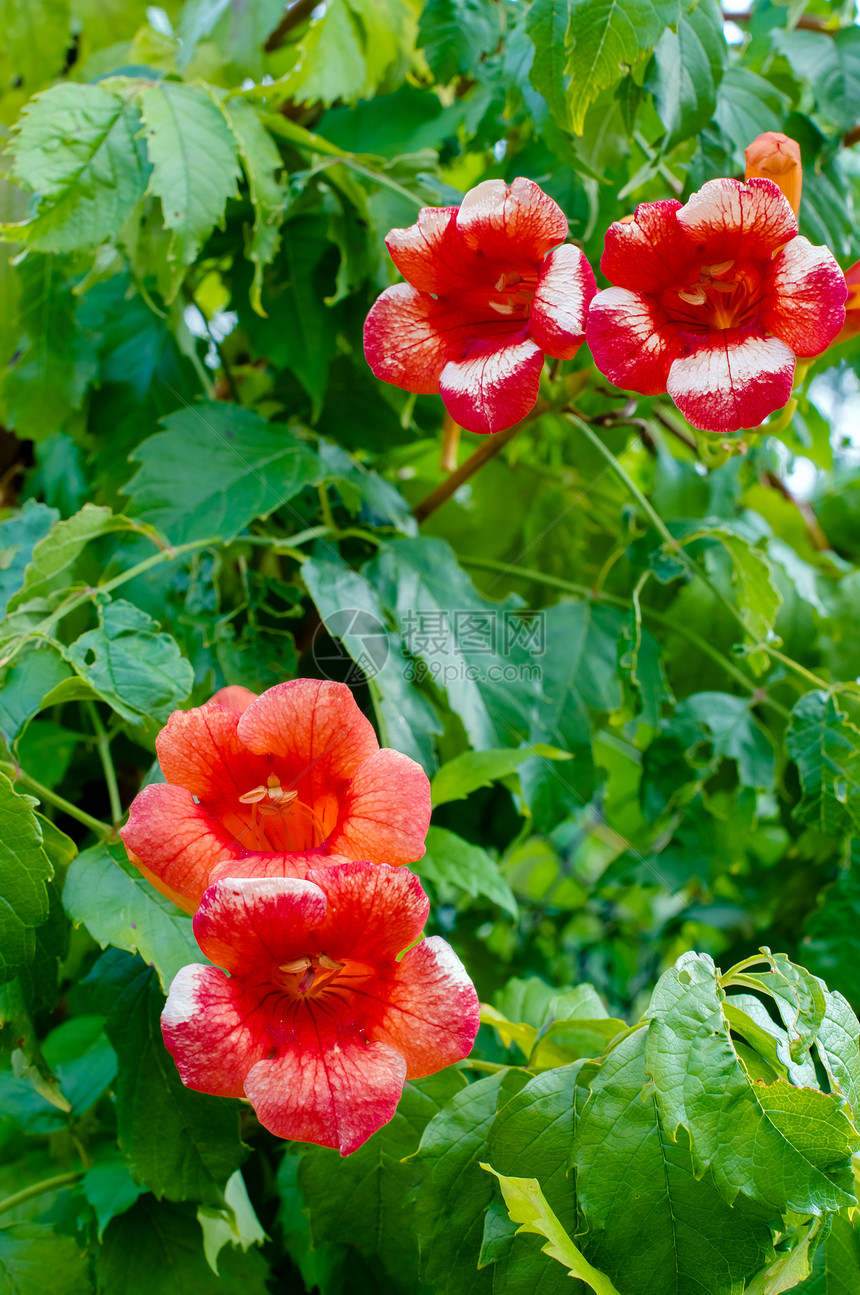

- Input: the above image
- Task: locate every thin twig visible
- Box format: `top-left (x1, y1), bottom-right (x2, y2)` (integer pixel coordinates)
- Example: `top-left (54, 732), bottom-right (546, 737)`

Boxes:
top-left (86, 702), bottom-right (122, 829)
top-left (265, 0), bottom-right (318, 51)
top-left (0, 1172), bottom-right (85, 1218)
top-left (2, 764), bottom-right (115, 839)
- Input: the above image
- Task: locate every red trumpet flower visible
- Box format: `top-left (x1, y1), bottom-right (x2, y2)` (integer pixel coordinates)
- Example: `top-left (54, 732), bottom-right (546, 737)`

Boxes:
top-left (364, 178), bottom-right (595, 435)
top-left (121, 680), bottom-right (431, 913)
top-left (161, 864), bottom-right (480, 1154)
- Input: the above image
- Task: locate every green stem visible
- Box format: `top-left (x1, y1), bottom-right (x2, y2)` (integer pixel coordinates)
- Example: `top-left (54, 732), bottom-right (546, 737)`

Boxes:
top-left (763, 647), bottom-right (830, 693)
top-left (85, 702), bottom-right (122, 828)
top-left (570, 413), bottom-right (675, 546)
top-left (458, 555), bottom-right (791, 719)
top-left (719, 953), bottom-right (772, 985)
top-left (459, 1059), bottom-right (511, 1074)
top-left (2, 765), bottom-right (115, 839)
top-left (317, 483), bottom-right (336, 530)
top-left (0, 1172), bottom-right (85, 1218)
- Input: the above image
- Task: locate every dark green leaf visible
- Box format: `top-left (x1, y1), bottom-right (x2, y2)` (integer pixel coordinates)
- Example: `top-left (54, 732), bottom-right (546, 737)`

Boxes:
top-left (0, 1224), bottom-right (90, 1295)
top-left (417, 0), bottom-right (502, 83)
top-left (0, 775), bottom-right (53, 986)
top-left (786, 691), bottom-right (860, 836)
top-left (417, 826), bottom-right (518, 918)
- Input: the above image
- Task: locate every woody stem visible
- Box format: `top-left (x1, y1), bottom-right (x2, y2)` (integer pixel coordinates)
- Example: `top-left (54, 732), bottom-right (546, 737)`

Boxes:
top-left (413, 401), bottom-right (547, 524)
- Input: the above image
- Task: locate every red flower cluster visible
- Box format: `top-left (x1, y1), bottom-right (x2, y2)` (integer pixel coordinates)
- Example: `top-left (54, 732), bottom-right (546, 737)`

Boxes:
top-left (364, 144), bottom-right (847, 437)
top-left (122, 680), bottom-right (479, 1155)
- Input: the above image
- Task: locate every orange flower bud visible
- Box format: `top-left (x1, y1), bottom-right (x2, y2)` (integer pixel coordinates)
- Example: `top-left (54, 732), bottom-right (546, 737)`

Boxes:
top-left (744, 132), bottom-right (802, 219)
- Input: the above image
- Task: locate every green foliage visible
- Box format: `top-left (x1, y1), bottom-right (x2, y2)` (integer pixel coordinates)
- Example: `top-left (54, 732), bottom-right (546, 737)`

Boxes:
top-left (3, 0), bottom-right (860, 1289)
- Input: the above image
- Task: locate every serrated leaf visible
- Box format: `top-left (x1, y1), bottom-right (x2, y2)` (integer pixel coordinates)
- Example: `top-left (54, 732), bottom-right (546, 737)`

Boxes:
top-left (298, 1071), bottom-right (466, 1283)
top-left (573, 1028), bottom-right (775, 1295)
top-left (63, 842), bottom-right (203, 993)
top-left (670, 691), bottom-right (775, 788)
top-left (0, 501), bottom-right (59, 617)
top-left (417, 826), bottom-right (518, 918)
top-left (66, 599), bottom-right (193, 725)
top-left (645, 0), bottom-right (724, 148)
top-left (3, 82), bottom-right (150, 252)
top-left (83, 1156), bottom-right (145, 1241)
top-left (793, 1212), bottom-right (860, 1294)
top-left (644, 952), bottom-right (860, 1214)
top-left (301, 551), bottom-right (441, 770)
top-left (8, 503), bottom-right (140, 611)
top-left (564, 0), bottom-right (683, 134)
top-left (125, 402), bottom-right (321, 544)
top-left (105, 965), bottom-right (247, 1205)
top-left (687, 527), bottom-right (783, 674)
top-left (787, 692), bottom-right (860, 836)
top-left (138, 82), bottom-right (242, 292)
top-left (526, 0), bottom-right (572, 126)
top-left (482, 1167), bottom-right (620, 1295)
top-left (274, 0), bottom-right (419, 106)
top-left (219, 97), bottom-right (287, 315)
top-left (418, 0), bottom-right (502, 83)
top-left (0, 774), bottom-right (53, 986)
top-left (0, 1225), bottom-right (90, 1295)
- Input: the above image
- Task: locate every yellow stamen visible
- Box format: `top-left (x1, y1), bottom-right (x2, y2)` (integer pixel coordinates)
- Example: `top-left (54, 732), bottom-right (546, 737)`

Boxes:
top-left (705, 259), bottom-right (735, 277)
top-left (678, 287), bottom-right (707, 306)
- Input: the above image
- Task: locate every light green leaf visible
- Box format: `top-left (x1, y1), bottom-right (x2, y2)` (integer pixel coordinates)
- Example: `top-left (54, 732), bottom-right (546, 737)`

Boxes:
top-left (773, 27), bottom-right (860, 133)
top-left (66, 599), bottom-right (193, 725)
top-left (83, 1157), bottom-right (145, 1241)
top-left (793, 1212), bottom-right (860, 1294)
top-left (526, 0), bottom-right (572, 125)
top-left (8, 503), bottom-right (143, 611)
top-left (125, 402), bottom-right (321, 545)
top-left (686, 526), bottom-right (783, 674)
top-left (219, 97), bottom-right (287, 315)
top-left (645, 0), bottom-right (724, 148)
top-left (417, 826), bottom-right (518, 918)
top-left (3, 82), bottom-right (150, 252)
top-left (786, 691), bottom-right (860, 836)
top-left (431, 747), bottom-right (545, 807)
top-left (0, 775), bottom-right (53, 986)
top-left (63, 842), bottom-right (203, 993)
top-left (482, 1166), bottom-right (621, 1295)
top-left (0, 0), bottom-right (71, 94)
top-left (197, 1171), bottom-right (267, 1275)
top-left (138, 82), bottom-right (242, 293)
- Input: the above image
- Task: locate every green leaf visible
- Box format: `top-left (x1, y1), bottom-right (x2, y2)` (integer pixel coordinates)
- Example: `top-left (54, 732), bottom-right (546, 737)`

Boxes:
top-left (431, 747), bottom-right (545, 807)
top-left (773, 27), bottom-right (860, 133)
top-left (83, 1156), bottom-right (145, 1240)
top-left (417, 826), bottom-right (518, 918)
top-left (644, 952), bottom-right (860, 1214)
top-left (670, 691), bottom-right (775, 788)
top-left (197, 1171), bottom-right (267, 1275)
top-left (482, 1167), bottom-right (620, 1295)
top-left (2, 253), bottom-right (98, 442)
top-left (3, 82), bottom-right (150, 252)
top-left (573, 1028), bottom-right (775, 1295)
top-left (786, 691), bottom-right (860, 836)
top-left (713, 65), bottom-right (786, 158)
top-left (0, 501), bottom-right (59, 617)
top-left (0, 645), bottom-right (73, 744)
top-left (42, 1014), bottom-right (117, 1115)
top-left (0, 1225), bottom-right (90, 1295)
top-left (645, 0), bottom-right (724, 148)
top-left (0, 774), bottom-right (53, 986)
top-left (97, 1197), bottom-right (271, 1295)
top-left (66, 599), bottom-right (194, 725)
top-left (138, 82), bottom-right (242, 293)
top-left (63, 842), bottom-right (203, 994)
top-left (105, 965), bottom-right (247, 1205)
top-left (368, 537), bottom-right (541, 751)
top-left (686, 527), bottom-right (783, 674)
top-left (520, 601), bottom-right (623, 830)
top-left (299, 1071), bottom-right (467, 1282)
top-left (526, 0), bottom-right (572, 126)
top-left (218, 98), bottom-right (287, 315)
top-left (125, 402), bottom-right (321, 545)
top-left (564, 0), bottom-right (682, 134)
top-left (177, 0), bottom-right (286, 72)
top-left (8, 503), bottom-right (140, 611)
top-left (318, 440), bottom-right (416, 535)
top-left (418, 0), bottom-right (502, 83)
top-left (0, 0), bottom-right (71, 94)
top-left (301, 552), bottom-right (441, 770)
top-left (793, 1212), bottom-right (860, 1294)
top-left (414, 1070), bottom-right (529, 1295)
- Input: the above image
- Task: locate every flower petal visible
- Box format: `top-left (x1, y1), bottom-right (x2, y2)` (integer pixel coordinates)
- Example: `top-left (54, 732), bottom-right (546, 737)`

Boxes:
top-left (156, 703), bottom-right (269, 806)
top-left (237, 680), bottom-right (378, 817)
top-left (192, 876), bottom-right (328, 974)
top-left (161, 964), bottom-right (267, 1097)
top-left (306, 860), bottom-right (430, 961)
top-left (208, 685), bottom-right (257, 712)
top-left (762, 237), bottom-right (847, 357)
top-left (457, 178), bottom-right (568, 263)
top-left (373, 936), bottom-right (480, 1077)
top-left (121, 783), bottom-right (239, 913)
top-left (601, 200), bottom-right (691, 294)
top-left (327, 748), bottom-right (431, 866)
top-left (667, 332), bottom-right (795, 434)
top-left (244, 1032), bottom-right (406, 1154)
top-left (364, 283), bottom-right (473, 394)
top-left (529, 244), bottom-right (596, 360)
top-left (677, 177), bottom-right (797, 263)
top-left (586, 287), bottom-right (684, 395)
top-left (385, 206), bottom-right (476, 295)
top-left (439, 333), bottom-right (544, 434)
top-left (207, 850), bottom-right (351, 888)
